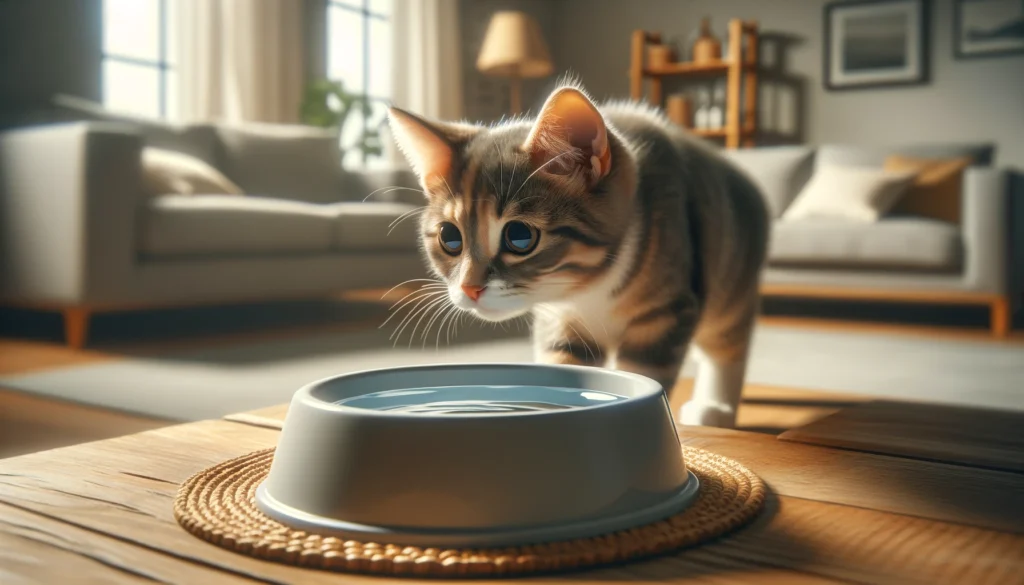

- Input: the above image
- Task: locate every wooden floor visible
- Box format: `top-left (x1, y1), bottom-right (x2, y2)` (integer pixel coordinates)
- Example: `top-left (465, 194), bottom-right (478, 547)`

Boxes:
top-left (2, 290), bottom-right (1019, 460)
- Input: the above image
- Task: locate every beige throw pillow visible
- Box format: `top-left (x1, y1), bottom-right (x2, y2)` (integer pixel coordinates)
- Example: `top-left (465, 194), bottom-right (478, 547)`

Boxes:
top-left (141, 147), bottom-right (244, 197)
top-left (781, 163), bottom-right (917, 223)
top-left (884, 155), bottom-right (971, 225)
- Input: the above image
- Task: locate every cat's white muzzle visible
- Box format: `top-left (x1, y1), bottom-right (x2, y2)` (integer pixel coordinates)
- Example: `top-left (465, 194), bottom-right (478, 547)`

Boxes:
top-left (450, 285), bottom-right (529, 322)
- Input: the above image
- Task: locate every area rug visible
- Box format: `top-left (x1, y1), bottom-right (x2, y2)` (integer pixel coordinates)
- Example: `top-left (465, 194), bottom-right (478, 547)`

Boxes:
top-left (2, 321), bottom-right (1022, 421)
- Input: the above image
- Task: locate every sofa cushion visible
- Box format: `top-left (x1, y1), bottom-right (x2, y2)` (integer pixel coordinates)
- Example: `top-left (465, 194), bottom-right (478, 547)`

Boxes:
top-left (140, 195), bottom-right (337, 257)
top-left (884, 155), bottom-right (972, 225)
top-left (721, 146), bottom-right (814, 218)
top-left (216, 123), bottom-right (345, 204)
top-left (329, 202), bottom-right (423, 252)
top-left (816, 143), bottom-right (995, 169)
top-left (141, 148), bottom-right (243, 198)
top-left (769, 218), bottom-right (962, 272)
top-left (782, 163), bottom-right (917, 223)
top-left (51, 95), bottom-right (221, 165)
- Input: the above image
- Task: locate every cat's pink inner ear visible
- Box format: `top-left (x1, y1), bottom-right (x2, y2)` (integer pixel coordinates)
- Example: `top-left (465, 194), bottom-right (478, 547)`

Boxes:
top-left (387, 107), bottom-right (455, 186)
top-left (523, 88), bottom-right (611, 183)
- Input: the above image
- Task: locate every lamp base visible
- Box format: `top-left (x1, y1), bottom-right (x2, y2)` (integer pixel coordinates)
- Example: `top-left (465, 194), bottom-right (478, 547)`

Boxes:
top-left (510, 75), bottom-right (522, 115)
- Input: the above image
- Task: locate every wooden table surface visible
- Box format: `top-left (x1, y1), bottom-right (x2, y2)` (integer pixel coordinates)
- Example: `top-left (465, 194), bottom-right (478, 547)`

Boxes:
top-left (779, 400), bottom-right (1024, 473)
top-left (2, 402), bottom-right (1023, 585)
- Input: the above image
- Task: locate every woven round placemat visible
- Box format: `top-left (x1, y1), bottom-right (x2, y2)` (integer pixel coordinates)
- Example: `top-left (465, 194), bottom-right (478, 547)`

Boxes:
top-left (174, 446), bottom-right (764, 577)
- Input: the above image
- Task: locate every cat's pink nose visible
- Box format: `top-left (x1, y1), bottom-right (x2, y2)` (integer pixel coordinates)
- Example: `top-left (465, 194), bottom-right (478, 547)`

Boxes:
top-left (461, 285), bottom-right (486, 302)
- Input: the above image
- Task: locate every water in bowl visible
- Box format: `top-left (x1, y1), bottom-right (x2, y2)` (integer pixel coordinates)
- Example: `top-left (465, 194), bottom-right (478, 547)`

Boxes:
top-left (336, 385), bottom-right (626, 415)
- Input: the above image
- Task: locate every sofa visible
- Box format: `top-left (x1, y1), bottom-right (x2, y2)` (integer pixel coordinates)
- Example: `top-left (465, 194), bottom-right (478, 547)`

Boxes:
top-left (0, 114), bottom-right (428, 347)
top-left (722, 142), bottom-right (1012, 336)
top-left (0, 103), bottom-right (1013, 346)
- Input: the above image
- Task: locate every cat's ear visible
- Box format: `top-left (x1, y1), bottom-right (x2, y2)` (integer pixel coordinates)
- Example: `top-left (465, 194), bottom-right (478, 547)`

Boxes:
top-left (388, 107), bottom-right (478, 189)
top-left (522, 87), bottom-right (611, 186)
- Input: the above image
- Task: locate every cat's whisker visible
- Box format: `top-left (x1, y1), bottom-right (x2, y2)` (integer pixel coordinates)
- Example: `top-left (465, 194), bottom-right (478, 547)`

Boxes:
top-left (388, 208), bottom-right (429, 235)
top-left (381, 289), bottom-right (445, 327)
top-left (391, 296), bottom-right (442, 346)
top-left (435, 305), bottom-right (460, 350)
top-left (495, 143), bottom-right (504, 195)
top-left (440, 176), bottom-right (456, 200)
top-left (422, 298), bottom-right (455, 348)
top-left (506, 159), bottom-right (520, 202)
top-left (361, 185), bottom-right (425, 203)
top-left (450, 310), bottom-right (466, 344)
top-left (389, 292), bottom-right (446, 340)
top-left (382, 291), bottom-right (446, 333)
top-left (510, 149), bottom-right (576, 201)
top-left (405, 296), bottom-right (450, 348)
top-left (388, 206), bottom-right (427, 228)
top-left (380, 278), bottom-right (444, 300)
top-left (483, 169), bottom-right (500, 200)
top-left (386, 284), bottom-right (446, 311)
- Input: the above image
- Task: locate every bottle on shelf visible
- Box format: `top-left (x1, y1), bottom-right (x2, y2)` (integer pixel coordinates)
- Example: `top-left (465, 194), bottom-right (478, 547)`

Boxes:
top-left (708, 81), bottom-right (725, 129)
top-left (694, 87), bottom-right (711, 130)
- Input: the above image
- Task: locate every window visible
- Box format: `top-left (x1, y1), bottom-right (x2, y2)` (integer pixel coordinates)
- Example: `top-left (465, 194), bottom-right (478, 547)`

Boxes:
top-left (327, 0), bottom-right (392, 168)
top-left (102, 0), bottom-right (177, 119)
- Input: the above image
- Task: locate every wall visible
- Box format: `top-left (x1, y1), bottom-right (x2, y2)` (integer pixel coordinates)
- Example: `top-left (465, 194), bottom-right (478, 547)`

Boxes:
top-left (459, 0), bottom-right (560, 122)
top-left (548, 0), bottom-right (1024, 169)
top-left (0, 0), bottom-right (102, 125)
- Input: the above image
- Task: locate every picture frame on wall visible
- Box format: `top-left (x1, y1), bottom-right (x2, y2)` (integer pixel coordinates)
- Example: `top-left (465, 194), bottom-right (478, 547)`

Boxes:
top-left (954, 0), bottom-right (1024, 59)
top-left (823, 0), bottom-right (930, 90)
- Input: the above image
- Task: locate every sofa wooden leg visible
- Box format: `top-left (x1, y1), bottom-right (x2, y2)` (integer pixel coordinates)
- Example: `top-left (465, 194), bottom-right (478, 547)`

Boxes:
top-left (63, 308), bottom-right (91, 349)
top-left (990, 297), bottom-right (1011, 338)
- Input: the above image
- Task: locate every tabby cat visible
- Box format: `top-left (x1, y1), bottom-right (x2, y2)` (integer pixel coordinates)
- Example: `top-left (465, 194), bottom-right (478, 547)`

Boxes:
top-left (387, 81), bottom-right (769, 428)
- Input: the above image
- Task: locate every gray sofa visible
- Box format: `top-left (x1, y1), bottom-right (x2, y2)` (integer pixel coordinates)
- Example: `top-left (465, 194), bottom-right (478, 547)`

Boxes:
top-left (0, 118), bottom-right (428, 347)
top-left (723, 143), bottom-right (1012, 335)
top-left (0, 112), bottom-right (1013, 347)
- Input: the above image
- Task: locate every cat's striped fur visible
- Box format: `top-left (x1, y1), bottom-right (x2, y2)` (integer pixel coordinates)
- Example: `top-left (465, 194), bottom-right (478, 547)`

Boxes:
top-left (388, 82), bottom-right (769, 427)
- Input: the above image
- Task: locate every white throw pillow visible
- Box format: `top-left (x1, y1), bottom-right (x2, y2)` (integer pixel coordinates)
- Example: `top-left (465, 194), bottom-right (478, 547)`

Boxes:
top-left (722, 146), bottom-right (814, 218)
top-left (781, 163), bottom-right (917, 222)
top-left (141, 147), bottom-right (244, 197)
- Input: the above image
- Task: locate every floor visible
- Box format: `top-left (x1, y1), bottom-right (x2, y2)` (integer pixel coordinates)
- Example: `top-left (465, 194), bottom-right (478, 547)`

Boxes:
top-left (2, 289), bottom-right (1020, 460)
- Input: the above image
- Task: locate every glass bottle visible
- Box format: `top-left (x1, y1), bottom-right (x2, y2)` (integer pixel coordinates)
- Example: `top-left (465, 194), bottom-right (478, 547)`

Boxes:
top-left (694, 87), bottom-right (711, 130)
top-left (709, 81), bottom-right (725, 129)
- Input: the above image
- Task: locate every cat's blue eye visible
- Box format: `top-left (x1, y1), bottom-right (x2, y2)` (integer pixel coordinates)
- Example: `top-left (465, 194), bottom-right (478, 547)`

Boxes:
top-left (438, 222), bottom-right (463, 255)
top-left (503, 221), bottom-right (539, 255)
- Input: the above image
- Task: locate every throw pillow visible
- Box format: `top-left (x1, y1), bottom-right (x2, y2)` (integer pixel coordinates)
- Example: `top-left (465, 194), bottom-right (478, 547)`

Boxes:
top-left (884, 155), bottom-right (971, 225)
top-left (781, 163), bottom-right (917, 223)
top-left (721, 146), bottom-right (815, 218)
top-left (141, 147), bottom-right (244, 197)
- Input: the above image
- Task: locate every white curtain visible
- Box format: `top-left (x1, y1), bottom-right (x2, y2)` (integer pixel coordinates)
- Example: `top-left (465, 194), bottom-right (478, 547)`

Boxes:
top-left (176, 0), bottom-right (304, 124)
top-left (387, 0), bottom-right (464, 165)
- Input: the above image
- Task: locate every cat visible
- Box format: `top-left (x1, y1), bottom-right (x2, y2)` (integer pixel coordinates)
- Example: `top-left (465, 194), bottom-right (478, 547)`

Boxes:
top-left (387, 80), bottom-right (769, 428)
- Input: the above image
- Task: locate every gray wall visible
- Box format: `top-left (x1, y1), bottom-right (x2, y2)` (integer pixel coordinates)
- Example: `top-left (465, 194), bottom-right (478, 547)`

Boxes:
top-left (0, 0), bottom-right (102, 125)
top-left (459, 0), bottom-right (560, 122)
top-left (547, 0), bottom-right (1024, 168)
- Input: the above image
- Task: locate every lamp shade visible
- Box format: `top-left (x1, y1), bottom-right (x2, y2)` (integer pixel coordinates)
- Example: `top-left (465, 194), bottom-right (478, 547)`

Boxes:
top-left (476, 11), bottom-right (553, 78)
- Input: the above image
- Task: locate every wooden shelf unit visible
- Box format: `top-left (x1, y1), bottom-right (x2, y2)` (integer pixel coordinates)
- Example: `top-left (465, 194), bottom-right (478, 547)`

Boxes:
top-left (630, 19), bottom-right (759, 148)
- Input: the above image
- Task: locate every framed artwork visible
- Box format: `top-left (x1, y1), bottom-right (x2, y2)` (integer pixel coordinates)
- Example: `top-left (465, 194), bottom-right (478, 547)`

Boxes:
top-left (954, 0), bottom-right (1024, 59)
top-left (823, 0), bottom-right (930, 90)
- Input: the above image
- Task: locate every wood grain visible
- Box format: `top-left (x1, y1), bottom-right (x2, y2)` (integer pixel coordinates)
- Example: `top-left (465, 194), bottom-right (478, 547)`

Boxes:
top-left (779, 400), bottom-right (1024, 473)
top-left (0, 500), bottom-right (257, 584)
top-left (679, 426), bottom-right (1024, 534)
top-left (725, 19), bottom-right (743, 149)
top-left (630, 30), bottom-right (645, 100)
top-left (5, 418), bottom-right (1021, 583)
top-left (225, 404), bottom-right (1024, 535)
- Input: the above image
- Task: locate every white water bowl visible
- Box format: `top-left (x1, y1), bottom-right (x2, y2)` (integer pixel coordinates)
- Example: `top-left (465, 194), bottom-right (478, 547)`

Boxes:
top-left (256, 363), bottom-right (697, 548)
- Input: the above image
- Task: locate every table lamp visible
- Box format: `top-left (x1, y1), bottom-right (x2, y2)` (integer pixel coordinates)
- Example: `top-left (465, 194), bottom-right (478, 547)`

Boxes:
top-left (476, 11), bottom-right (553, 114)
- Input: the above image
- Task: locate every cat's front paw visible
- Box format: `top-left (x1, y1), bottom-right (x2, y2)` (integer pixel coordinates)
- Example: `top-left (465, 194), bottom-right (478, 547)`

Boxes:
top-left (679, 400), bottom-right (736, 428)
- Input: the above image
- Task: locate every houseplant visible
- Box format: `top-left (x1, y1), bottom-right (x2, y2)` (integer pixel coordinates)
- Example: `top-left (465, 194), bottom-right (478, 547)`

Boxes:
top-left (300, 79), bottom-right (383, 165)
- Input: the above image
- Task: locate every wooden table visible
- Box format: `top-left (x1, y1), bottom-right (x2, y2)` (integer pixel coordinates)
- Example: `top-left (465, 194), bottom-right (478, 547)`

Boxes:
top-left (2, 402), bottom-right (1022, 584)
